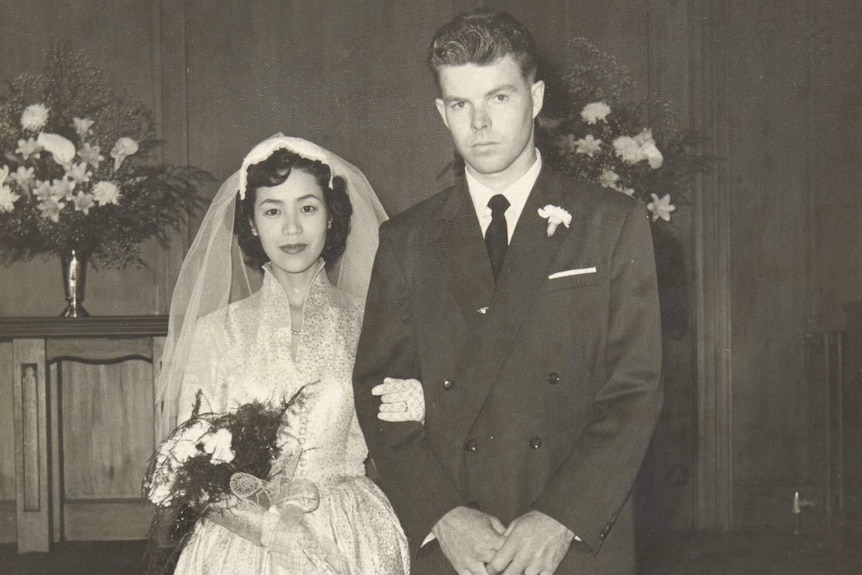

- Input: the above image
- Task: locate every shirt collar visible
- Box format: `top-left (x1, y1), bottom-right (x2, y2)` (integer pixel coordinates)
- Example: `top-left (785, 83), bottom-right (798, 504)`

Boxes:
top-left (465, 148), bottom-right (542, 219)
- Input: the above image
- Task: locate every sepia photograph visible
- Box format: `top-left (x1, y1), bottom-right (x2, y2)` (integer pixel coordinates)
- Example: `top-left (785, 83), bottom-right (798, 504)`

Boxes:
top-left (0, 1), bottom-right (860, 573)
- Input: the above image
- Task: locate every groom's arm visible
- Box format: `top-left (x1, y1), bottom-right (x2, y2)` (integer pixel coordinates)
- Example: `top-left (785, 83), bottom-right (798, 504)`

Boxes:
top-left (353, 221), bottom-right (465, 548)
top-left (533, 199), bottom-right (663, 554)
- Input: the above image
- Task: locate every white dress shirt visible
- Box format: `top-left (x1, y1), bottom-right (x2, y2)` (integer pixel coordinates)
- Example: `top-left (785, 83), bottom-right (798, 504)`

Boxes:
top-left (465, 149), bottom-right (543, 242)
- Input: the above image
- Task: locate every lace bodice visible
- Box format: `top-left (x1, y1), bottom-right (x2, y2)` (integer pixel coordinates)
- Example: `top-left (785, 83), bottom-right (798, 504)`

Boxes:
top-left (177, 264), bottom-right (368, 485)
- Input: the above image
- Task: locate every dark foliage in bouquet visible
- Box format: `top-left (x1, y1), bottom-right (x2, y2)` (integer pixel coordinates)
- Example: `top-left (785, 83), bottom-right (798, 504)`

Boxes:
top-left (142, 390), bottom-right (299, 574)
top-left (0, 45), bottom-right (210, 268)
top-left (536, 37), bottom-right (712, 225)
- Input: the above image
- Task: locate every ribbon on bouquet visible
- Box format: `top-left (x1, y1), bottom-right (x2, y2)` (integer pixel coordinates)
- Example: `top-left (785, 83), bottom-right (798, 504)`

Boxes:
top-left (228, 440), bottom-right (348, 574)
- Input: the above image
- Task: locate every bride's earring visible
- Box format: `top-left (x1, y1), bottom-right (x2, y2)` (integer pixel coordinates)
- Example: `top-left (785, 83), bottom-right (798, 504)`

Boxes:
top-left (327, 219), bottom-right (332, 230)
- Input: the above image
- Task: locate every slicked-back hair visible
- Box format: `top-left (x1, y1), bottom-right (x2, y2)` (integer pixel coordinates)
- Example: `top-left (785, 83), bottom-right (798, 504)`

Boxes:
top-left (235, 148), bottom-right (352, 268)
top-left (427, 8), bottom-right (539, 89)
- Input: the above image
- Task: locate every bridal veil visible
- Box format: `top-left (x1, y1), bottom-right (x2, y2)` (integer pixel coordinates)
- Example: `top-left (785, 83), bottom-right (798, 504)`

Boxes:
top-left (155, 134), bottom-right (388, 439)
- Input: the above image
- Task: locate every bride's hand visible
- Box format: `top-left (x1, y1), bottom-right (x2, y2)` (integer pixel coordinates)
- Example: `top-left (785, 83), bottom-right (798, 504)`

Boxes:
top-left (372, 378), bottom-right (425, 424)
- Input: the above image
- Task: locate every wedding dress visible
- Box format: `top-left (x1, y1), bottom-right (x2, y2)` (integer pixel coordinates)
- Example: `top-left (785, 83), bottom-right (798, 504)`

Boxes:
top-left (173, 263), bottom-right (410, 574)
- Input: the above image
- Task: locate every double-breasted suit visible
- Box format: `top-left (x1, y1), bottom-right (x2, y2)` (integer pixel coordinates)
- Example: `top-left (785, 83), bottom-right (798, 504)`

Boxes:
top-left (354, 165), bottom-right (663, 575)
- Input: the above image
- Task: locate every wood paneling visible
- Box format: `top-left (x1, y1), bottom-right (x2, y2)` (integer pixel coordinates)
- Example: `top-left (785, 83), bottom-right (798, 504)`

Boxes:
top-left (12, 339), bottom-right (50, 552)
top-left (812, 1), bottom-right (862, 330)
top-left (725, 0), bottom-right (814, 529)
top-left (60, 360), bottom-right (155, 499)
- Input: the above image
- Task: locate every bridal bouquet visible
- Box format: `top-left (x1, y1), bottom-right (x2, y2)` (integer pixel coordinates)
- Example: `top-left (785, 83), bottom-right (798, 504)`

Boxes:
top-left (0, 46), bottom-right (209, 267)
top-left (538, 37), bottom-right (711, 224)
top-left (143, 386), bottom-right (345, 574)
top-left (143, 391), bottom-right (290, 568)
top-left (143, 391), bottom-right (289, 512)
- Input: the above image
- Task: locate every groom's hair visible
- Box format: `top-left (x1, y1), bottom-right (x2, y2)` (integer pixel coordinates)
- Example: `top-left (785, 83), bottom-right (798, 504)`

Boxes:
top-left (235, 148), bottom-right (352, 268)
top-left (426, 8), bottom-right (538, 88)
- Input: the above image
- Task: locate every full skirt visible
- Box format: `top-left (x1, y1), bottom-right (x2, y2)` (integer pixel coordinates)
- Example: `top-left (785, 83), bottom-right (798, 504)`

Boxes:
top-left (174, 476), bottom-right (409, 574)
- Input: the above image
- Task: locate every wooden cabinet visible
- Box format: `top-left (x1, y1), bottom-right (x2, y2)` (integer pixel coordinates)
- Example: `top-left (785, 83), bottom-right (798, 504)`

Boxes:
top-left (0, 317), bottom-right (167, 552)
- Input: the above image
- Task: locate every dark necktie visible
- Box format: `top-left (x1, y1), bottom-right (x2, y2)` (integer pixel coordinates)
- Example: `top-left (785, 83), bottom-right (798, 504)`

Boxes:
top-left (485, 194), bottom-right (510, 281)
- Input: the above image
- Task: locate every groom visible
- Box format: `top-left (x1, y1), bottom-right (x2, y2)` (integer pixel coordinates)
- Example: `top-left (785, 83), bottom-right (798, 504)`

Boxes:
top-left (354, 8), bottom-right (662, 575)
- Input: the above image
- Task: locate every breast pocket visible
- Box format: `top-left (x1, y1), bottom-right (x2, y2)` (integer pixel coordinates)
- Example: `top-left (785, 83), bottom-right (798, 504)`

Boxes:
top-left (542, 268), bottom-right (603, 292)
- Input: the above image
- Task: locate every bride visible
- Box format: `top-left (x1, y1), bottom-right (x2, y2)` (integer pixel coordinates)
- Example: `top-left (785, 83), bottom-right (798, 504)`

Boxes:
top-left (154, 134), bottom-right (419, 574)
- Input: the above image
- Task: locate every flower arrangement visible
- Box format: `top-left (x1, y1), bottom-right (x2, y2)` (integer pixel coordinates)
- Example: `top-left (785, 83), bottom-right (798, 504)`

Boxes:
top-left (142, 390), bottom-right (292, 573)
top-left (537, 37), bottom-right (711, 224)
top-left (0, 46), bottom-right (209, 268)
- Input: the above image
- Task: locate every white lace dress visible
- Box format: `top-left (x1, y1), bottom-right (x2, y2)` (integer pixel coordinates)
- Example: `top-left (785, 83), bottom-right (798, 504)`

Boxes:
top-left (172, 265), bottom-right (409, 574)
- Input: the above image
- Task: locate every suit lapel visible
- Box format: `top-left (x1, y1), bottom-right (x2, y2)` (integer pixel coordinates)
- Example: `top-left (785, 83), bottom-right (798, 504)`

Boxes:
top-left (438, 179), bottom-right (496, 329)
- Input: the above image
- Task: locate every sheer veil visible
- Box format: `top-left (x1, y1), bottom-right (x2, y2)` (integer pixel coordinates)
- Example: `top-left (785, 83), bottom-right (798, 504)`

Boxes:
top-left (155, 134), bottom-right (388, 439)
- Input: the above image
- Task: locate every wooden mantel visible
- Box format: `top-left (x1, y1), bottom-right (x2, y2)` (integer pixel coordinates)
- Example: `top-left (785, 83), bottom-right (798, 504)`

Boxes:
top-left (0, 316), bottom-right (168, 339)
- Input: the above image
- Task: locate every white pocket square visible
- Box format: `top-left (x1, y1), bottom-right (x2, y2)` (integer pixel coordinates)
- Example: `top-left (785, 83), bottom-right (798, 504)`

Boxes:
top-left (548, 266), bottom-right (597, 280)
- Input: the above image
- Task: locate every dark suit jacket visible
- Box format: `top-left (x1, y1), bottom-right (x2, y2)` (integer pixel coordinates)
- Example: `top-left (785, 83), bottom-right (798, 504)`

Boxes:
top-left (354, 166), bottom-right (663, 575)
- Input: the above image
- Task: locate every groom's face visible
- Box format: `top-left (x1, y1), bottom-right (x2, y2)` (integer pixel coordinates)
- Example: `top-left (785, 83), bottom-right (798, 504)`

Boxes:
top-left (435, 54), bottom-right (544, 185)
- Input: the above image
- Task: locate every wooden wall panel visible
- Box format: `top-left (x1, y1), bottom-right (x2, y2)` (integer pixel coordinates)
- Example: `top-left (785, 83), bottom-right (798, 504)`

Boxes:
top-left (724, 0), bottom-right (816, 529)
top-left (60, 360), bottom-right (155, 499)
top-left (181, 0), bottom-right (458, 218)
top-left (813, 0), bottom-right (862, 330)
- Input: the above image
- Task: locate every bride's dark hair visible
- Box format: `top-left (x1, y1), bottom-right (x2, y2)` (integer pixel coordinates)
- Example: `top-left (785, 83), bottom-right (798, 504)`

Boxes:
top-left (235, 148), bottom-right (353, 268)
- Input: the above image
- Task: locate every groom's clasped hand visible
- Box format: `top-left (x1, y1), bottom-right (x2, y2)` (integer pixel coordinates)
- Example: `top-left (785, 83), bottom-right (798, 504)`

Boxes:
top-left (435, 507), bottom-right (573, 575)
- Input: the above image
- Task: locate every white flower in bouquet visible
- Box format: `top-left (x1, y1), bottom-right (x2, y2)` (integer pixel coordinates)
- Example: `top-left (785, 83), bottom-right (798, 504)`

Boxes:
top-left (66, 162), bottom-right (91, 184)
top-left (33, 180), bottom-right (51, 201)
top-left (91, 181), bottom-right (120, 206)
top-left (647, 193), bottom-right (676, 222)
top-left (613, 128), bottom-right (664, 169)
top-left (0, 186), bottom-right (19, 213)
top-left (37, 196), bottom-right (65, 222)
top-left (37, 132), bottom-right (76, 168)
top-left (50, 178), bottom-right (76, 201)
top-left (15, 137), bottom-right (42, 160)
top-left (170, 437), bottom-right (203, 464)
top-left (73, 192), bottom-right (94, 215)
top-left (581, 102), bottom-right (611, 125)
top-left (73, 116), bottom-right (94, 138)
top-left (110, 137), bottom-right (139, 171)
top-left (10, 166), bottom-right (35, 191)
top-left (575, 134), bottom-right (602, 157)
top-left (599, 168), bottom-right (620, 189)
top-left (147, 453), bottom-right (179, 506)
top-left (78, 143), bottom-right (104, 169)
top-left (169, 419), bottom-right (211, 463)
top-left (21, 103), bottom-right (49, 132)
top-left (201, 428), bottom-right (236, 464)
top-left (148, 478), bottom-right (176, 507)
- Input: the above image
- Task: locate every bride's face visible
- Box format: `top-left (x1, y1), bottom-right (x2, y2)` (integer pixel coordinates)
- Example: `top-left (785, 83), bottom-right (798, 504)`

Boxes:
top-left (251, 168), bottom-right (329, 278)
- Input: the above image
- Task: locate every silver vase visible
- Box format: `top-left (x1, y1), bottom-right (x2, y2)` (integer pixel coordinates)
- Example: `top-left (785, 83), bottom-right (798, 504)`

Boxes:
top-left (60, 249), bottom-right (90, 318)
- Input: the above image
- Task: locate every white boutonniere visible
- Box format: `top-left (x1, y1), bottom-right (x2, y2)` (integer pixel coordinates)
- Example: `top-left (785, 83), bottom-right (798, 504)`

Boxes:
top-left (537, 204), bottom-right (572, 237)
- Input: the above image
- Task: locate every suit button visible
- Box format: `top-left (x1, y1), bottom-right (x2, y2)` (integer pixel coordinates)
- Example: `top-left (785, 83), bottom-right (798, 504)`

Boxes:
top-left (464, 439), bottom-right (478, 452)
top-left (547, 372), bottom-right (560, 385)
top-left (529, 436), bottom-right (542, 449)
top-left (442, 379), bottom-right (454, 390)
